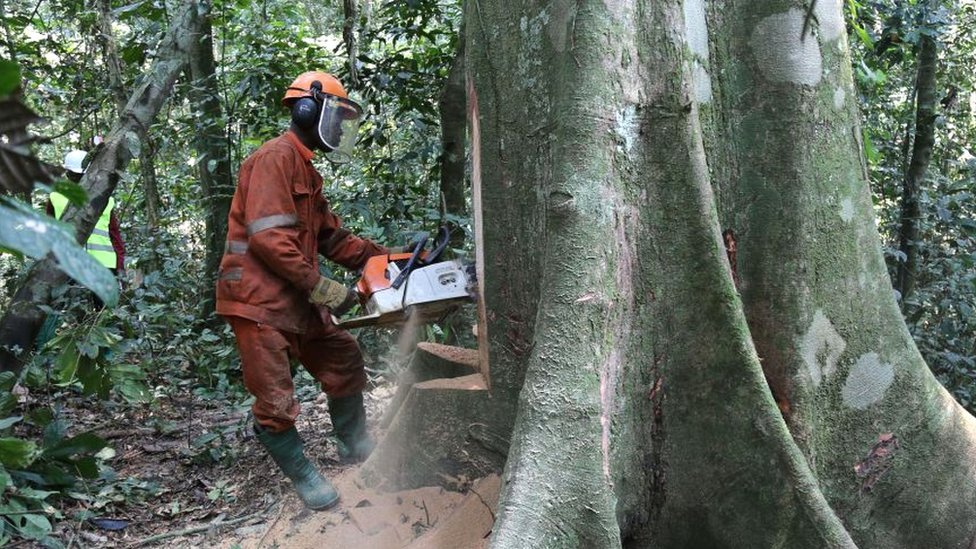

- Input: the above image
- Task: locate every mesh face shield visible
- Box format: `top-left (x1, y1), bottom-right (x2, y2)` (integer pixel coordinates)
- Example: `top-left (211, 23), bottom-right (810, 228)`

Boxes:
top-left (316, 94), bottom-right (363, 164)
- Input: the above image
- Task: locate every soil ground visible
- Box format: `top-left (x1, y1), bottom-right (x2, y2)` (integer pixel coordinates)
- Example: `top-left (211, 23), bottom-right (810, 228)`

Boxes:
top-left (19, 375), bottom-right (498, 548)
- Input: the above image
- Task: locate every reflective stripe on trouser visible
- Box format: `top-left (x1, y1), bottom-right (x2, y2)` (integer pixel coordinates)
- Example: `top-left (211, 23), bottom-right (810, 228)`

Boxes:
top-left (226, 313), bottom-right (366, 433)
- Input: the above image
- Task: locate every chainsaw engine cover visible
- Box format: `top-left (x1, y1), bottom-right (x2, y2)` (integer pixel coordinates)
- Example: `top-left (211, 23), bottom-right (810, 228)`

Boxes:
top-left (336, 256), bottom-right (474, 329)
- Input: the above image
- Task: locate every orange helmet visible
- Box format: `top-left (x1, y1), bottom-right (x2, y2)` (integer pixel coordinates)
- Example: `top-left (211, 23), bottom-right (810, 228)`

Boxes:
top-left (282, 71), bottom-right (347, 105)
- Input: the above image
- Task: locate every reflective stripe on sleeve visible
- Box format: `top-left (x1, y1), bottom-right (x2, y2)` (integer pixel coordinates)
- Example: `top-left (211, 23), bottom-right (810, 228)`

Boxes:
top-left (247, 214), bottom-right (298, 236)
top-left (91, 228), bottom-right (111, 238)
top-left (218, 268), bottom-right (243, 281)
top-left (86, 244), bottom-right (116, 252)
top-left (225, 240), bottom-right (248, 254)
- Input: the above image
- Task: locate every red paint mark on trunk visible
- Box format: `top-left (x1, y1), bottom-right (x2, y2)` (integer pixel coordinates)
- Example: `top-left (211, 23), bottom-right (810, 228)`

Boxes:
top-left (648, 377), bottom-right (663, 401)
top-left (854, 432), bottom-right (898, 493)
top-left (722, 229), bottom-right (739, 288)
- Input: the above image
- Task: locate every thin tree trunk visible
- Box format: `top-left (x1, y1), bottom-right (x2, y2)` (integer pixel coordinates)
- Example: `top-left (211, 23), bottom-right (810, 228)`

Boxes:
top-left (140, 135), bottom-right (163, 272)
top-left (896, 6), bottom-right (940, 303)
top-left (438, 40), bottom-right (466, 246)
top-left (0, 0), bottom-right (204, 373)
top-left (342, 0), bottom-right (359, 87)
top-left (187, 0), bottom-right (232, 322)
top-left (96, 0), bottom-right (127, 115)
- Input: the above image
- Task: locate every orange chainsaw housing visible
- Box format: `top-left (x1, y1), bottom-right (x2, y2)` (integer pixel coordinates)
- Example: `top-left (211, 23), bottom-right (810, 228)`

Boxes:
top-left (356, 252), bottom-right (429, 299)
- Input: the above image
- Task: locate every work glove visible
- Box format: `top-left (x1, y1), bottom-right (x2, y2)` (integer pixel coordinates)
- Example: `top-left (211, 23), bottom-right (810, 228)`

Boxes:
top-left (389, 234), bottom-right (424, 255)
top-left (310, 276), bottom-right (358, 316)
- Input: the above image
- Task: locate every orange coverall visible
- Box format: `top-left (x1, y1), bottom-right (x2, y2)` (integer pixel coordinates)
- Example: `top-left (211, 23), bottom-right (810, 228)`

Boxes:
top-left (216, 130), bottom-right (387, 432)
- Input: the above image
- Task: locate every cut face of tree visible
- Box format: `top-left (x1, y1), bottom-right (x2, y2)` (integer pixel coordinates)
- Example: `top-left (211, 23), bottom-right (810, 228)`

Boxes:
top-left (461, 0), bottom-right (976, 547)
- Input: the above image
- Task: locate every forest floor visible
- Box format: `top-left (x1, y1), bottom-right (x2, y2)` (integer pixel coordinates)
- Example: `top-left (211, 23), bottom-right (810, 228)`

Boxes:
top-left (21, 373), bottom-right (498, 548)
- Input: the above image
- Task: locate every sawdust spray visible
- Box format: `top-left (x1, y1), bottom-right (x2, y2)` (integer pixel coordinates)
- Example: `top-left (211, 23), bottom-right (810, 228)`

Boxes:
top-left (396, 311), bottom-right (425, 362)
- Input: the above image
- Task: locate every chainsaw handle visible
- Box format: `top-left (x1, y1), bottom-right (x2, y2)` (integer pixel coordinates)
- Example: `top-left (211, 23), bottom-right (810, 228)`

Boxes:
top-left (419, 225), bottom-right (450, 266)
top-left (391, 232), bottom-right (429, 290)
top-left (390, 226), bottom-right (451, 290)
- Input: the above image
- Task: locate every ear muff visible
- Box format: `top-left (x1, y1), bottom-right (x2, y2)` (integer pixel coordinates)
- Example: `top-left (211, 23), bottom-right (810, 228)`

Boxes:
top-left (290, 80), bottom-right (325, 129)
top-left (291, 97), bottom-right (319, 129)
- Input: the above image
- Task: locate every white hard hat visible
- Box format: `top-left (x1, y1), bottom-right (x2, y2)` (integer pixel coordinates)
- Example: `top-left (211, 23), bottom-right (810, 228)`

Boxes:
top-left (63, 150), bottom-right (87, 174)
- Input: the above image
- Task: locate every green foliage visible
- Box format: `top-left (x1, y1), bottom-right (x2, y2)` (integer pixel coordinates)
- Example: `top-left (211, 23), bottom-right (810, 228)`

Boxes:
top-left (0, 56), bottom-right (118, 306)
top-left (0, 59), bottom-right (20, 96)
top-left (46, 322), bottom-right (150, 403)
top-left (0, 198), bottom-right (120, 307)
top-left (0, 0), bottom-right (463, 543)
top-left (0, 56), bottom-right (61, 194)
top-left (900, 172), bottom-right (976, 407)
top-left (0, 388), bottom-right (113, 544)
top-left (849, 0), bottom-right (976, 409)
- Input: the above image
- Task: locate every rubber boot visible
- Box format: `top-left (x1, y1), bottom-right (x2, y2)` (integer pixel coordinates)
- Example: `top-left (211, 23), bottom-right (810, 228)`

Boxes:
top-left (328, 393), bottom-right (375, 462)
top-left (254, 424), bottom-right (339, 510)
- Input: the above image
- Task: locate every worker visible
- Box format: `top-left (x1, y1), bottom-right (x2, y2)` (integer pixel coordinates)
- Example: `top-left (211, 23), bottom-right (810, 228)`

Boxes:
top-left (49, 150), bottom-right (126, 276)
top-left (35, 149), bottom-right (127, 350)
top-left (216, 71), bottom-right (415, 510)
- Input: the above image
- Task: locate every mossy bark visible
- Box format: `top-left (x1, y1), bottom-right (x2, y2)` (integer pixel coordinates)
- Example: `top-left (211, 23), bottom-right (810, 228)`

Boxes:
top-left (703, 1), bottom-right (976, 547)
top-left (458, 0), bottom-right (976, 547)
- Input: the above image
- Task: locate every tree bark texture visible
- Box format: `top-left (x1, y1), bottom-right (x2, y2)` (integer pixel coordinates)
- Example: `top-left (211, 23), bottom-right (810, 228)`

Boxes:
top-left (186, 0), bottom-right (233, 322)
top-left (438, 40), bottom-right (467, 243)
top-left (0, 0), bottom-right (204, 372)
top-left (895, 3), bottom-right (940, 303)
top-left (95, 0), bottom-right (127, 115)
top-left (343, 0), bottom-right (359, 87)
top-left (461, 0), bottom-right (976, 547)
top-left (139, 134), bottom-right (163, 273)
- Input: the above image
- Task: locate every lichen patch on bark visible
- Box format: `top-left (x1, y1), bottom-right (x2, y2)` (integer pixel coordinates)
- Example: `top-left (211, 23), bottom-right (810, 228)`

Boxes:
top-left (683, 0), bottom-right (712, 103)
top-left (614, 105), bottom-right (639, 154)
top-left (813, 0), bottom-right (846, 43)
top-left (839, 197), bottom-right (855, 223)
top-left (690, 64), bottom-right (712, 104)
top-left (841, 352), bottom-right (895, 410)
top-left (516, 11), bottom-right (550, 92)
top-left (800, 309), bottom-right (846, 386)
top-left (749, 9), bottom-right (823, 86)
top-left (683, 0), bottom-right (708, 58)
top-left (833, 87), bottom-right (846, 110)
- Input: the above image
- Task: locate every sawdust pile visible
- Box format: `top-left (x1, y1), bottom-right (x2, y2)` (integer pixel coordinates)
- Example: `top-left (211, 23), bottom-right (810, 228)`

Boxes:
top-left (225, 472), bottom-right (500, 548)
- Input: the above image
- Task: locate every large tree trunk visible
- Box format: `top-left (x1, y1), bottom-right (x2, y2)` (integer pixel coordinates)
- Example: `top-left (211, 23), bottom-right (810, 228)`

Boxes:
top-left (453, 0), bottom-right (976, 547)
top-left (187, 0), bottom-right (233, 322)
top-left (0, 0), bottom-right (203, 372)
top-left (895, 1), bottom-right (941, 303)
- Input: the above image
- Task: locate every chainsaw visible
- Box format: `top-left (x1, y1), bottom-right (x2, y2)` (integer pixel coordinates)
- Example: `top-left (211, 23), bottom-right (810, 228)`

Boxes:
top-left (334, 226), bottom-right (476, 329)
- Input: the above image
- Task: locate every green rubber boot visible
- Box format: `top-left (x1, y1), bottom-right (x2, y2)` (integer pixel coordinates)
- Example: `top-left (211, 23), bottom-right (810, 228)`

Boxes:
top-left (254, 425), bottom-right (339, 510)
top-left (328, 393), bottom-right (375, 462)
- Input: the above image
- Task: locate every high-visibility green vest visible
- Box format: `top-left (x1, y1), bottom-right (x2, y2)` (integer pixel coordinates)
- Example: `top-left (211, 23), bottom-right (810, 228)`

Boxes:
top-left (50, 192), bottom-right (117, 269)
